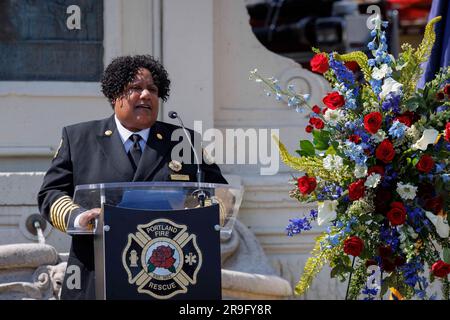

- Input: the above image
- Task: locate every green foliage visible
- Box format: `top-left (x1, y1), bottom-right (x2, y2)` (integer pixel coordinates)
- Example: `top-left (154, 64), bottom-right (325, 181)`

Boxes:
top-left (347, 262), bottom-right (368, 300)
top-left (297, 140), bottom-right (315, 157)
top-left (444, 247), bottom-right (450, 264)
top-left (312, 130), bottom-right (331, 151)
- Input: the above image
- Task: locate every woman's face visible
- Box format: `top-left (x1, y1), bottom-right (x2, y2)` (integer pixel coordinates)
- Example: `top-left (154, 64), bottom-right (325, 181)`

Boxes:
top-left (114, 68), bottom-right (159, 131)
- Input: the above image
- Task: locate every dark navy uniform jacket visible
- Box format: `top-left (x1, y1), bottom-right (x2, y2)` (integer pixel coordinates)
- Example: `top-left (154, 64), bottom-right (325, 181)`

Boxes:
top-left (37, 115), bottom-right (227, 300)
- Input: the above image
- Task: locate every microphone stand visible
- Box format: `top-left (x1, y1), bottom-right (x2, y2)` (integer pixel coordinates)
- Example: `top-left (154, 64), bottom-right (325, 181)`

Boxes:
top-left (168, 111), bottom-right (207, 207)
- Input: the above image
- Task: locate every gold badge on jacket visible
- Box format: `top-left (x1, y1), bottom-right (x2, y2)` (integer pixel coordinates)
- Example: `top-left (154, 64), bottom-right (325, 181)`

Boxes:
top-left (168, 160), bottom-right (182, 172)
top-left (170, 174), bottom-right (190, 181)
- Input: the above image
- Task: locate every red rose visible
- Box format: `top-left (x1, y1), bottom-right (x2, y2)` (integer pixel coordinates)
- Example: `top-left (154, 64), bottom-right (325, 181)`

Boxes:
top-left (322, 107), bottom-right (328, 114)
top-left (416, 154), bottom-right (434, 173)
top-left (313, 118), bottom-right (324, 129)
top-left (424, 196), bottom-right (444, 214)
top-left (395, 111), bottom-right (416, 127)
top-left (312, 105), bottom-right (321, 114)
top-left (431, 260), bottom-right (450, 278)
top-left (375, 140), bottom-right (395, 163)
top-left (310, 53), bottom-right (329, 74)
top-left (149, 245), bottom-right (176, 269)
top-left (323, 92), bottom-right (345, 110)
top-left (378, 245), bottom-right (393, 258)
top-left (381, 258), bottom-right (396, 272)
top-left (365, 259), bottom-right (377, 267)
top-left (348, 134), bottom-right (361, 144)
top-left (345, 61), bottom-right (359, 72)
top-left (348, 179), bottom-right (365, 201)
top-left (368, 165), bottom-right (385, 177)
top-left (445, 122), bottom-right (450, 142)
top-left (386, 201), bottom-right (407, 226)
top-left (375, 188), bottom-right (392, 213)
top-left (437, 92), bottom-right (445, 100)
top-left (297, 176), bottom-right (317, 195)
top-left (444, 84), bottom-right (450, 96)
top-left (305, 125), bottom-right (313, 133)
top-left (343, 236), bottom-right (364, 257)
top-left (364, 112), bottom-right (383, 134)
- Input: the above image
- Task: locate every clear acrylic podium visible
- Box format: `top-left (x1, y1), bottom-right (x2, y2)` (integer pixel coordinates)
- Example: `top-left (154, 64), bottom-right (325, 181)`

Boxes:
top-left (70, 182), bottom-right (243, 300)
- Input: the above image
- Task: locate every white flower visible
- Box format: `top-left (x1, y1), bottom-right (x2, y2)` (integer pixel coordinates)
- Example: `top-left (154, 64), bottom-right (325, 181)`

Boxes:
top-left (396, 182), bottom-right (417, 200)
top-left (371, 129), bottom-right (387, 143)
top-left (317, 200), bottom-right (338, 226)
top-left (354, 164), bottom-right (368, 178)
top-left (324, 109), bottom-right (344, 125)
top-left (364, 173), bottom-right (381, 188)
top-left (411, 128), bottom-right (439, 151)
top-left (405, 124), bottom-right (421, 141)
top-left (372, 64), bottom-right (392, 80)
top-left (323, 155), bottom-right (343, 171)
top-left (425, 211), bottom-right (449, 238)
top-left (380, 77), bottom-right (403, 99)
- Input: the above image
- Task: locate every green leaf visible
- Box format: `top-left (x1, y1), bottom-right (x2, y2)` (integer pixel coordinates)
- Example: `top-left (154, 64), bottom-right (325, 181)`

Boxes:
top-left (312, 130), bottom-right (331, 151)
top-left (381, 281), bottom-right (389, 296)
top-left (296, 149), bottom-right (311, 157)
top-left (300, 140), bottom-right (315, 156)
top-left (444, 247), bottom-right (450, 264)
top-left (330, 266), bottom-right (341, 279)
top-left (412, 157), bottom-right (419, 166)
top-left (147, 263), bottom-right (155, 273)
top-left (168, 266), bottom-right (176, 273)
top-left (315, 141), bottom-right (329, 151)
top-left (326, 145), bottom-right (336, 155)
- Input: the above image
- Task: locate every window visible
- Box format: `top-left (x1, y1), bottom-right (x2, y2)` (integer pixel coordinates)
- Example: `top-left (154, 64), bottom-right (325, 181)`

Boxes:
top-left (0, 0), bottom-right (103, 81)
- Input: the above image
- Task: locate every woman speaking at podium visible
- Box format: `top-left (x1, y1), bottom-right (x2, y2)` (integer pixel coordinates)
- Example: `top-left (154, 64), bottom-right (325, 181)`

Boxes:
top-left (37, 55), bottom-right (227, 299)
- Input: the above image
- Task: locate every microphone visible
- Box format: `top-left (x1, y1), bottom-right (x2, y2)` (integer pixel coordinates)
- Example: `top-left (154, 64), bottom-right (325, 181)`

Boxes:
top-left (168, 111), bottom-right (207, 206)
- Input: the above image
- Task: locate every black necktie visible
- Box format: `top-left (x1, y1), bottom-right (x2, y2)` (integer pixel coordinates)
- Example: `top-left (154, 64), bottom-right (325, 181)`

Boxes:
top-left (129, 134), bottom-right (142, 169)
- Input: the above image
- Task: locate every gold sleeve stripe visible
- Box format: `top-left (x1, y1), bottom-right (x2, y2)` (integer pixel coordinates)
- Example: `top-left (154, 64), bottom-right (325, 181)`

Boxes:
top-left (52, 198), bottom-right (72, 229)
top-left (50, 195), bottom-right (80, 232)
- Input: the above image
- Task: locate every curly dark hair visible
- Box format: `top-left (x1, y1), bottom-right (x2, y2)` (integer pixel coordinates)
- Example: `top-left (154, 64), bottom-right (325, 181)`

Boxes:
top-left (101, 55), bottom-right (170, 108)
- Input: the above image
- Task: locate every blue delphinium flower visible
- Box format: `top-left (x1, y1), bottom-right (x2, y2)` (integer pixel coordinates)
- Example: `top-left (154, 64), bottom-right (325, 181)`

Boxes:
top-left (286, 209), bottom-right (318, 236)
top-left (381, 93), bottom-right (401, 114)
top-left (328, 53), bottom-right (358, 110)
top-left (329, 53), bottom-right (357, 93)
top-left (286, 217), bottom-right (311, 236)
top-left (388, 120), bottom-right (408, 139)
top-left (436, 105), bottom-right (448, 113)
top-left (399, 258), bottom-right (423, 287)
top-left (367, 17), bottom-right (392, 99)
top-left (343, 141), bottom-right (368, 165)
top-left (406, 206), bottom-right (433, 234)
top-left (380, 225), bottom-right (400, 251)
top-left (362, 286), bottom-right (378, 300)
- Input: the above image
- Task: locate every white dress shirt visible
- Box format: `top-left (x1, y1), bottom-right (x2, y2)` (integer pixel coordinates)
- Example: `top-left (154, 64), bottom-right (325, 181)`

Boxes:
top-left (74, 115), bottom-right (151, 229)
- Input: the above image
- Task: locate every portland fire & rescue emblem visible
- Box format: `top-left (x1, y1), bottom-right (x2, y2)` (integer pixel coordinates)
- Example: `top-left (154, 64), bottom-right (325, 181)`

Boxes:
top-left (122, 218), bottom-right (202, 299)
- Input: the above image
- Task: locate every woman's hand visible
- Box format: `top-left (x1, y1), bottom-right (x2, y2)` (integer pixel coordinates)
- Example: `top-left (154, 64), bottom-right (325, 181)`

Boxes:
top-left (78, 208), bottom-right (101, 229)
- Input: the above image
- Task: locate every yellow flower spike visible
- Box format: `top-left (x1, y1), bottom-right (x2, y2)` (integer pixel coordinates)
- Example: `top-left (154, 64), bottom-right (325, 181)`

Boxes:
top-left (334, 52), bottom-right (371, 83)
top-left (416, 16), bottom-right (441, 62)
top-left (295, 233), bottom-right (335, 295)
top-left (272, 134), bottom-right (351, 183)
top-left (400, 16), bottom-right (442, 98)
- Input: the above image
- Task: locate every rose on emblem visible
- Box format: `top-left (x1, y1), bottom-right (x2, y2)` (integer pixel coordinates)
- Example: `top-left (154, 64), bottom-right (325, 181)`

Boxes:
top-left (147, 245), bottom-right (176, 273)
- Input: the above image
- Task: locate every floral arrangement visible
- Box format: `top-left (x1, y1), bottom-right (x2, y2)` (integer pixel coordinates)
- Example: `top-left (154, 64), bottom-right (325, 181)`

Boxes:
top-left (250, 15), bottom-right (450, 299)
